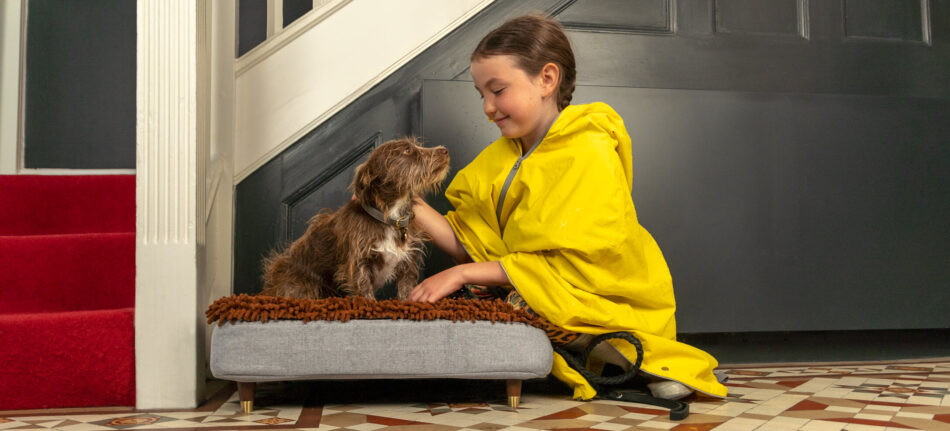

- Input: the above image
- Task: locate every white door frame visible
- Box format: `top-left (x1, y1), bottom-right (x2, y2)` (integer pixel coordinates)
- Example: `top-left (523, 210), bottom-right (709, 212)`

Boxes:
top-left (0, 0), bottom-right (24, 175)
top-left (0, 0), bottom-right (136, 175)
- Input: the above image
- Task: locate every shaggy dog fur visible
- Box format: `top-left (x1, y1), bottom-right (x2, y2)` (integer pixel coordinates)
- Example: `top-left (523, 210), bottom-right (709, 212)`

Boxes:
top-left (259, 137), bottom-right (450, 300)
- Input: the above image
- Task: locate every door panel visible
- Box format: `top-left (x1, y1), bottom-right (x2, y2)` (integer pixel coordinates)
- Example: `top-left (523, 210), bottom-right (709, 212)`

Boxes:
top-left (23, 0), bottom-right (136, 169)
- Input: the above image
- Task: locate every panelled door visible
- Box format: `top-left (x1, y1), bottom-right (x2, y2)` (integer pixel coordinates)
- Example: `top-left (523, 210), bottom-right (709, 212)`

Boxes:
top-left (235, 0), bottom-right (949, 333)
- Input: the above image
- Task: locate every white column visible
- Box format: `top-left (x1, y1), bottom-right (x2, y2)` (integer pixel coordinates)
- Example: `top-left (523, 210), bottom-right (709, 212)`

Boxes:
top-left (136, 0), bottom-right (201, 409)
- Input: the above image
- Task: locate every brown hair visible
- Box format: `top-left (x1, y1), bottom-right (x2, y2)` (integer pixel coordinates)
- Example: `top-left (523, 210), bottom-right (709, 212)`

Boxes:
top-left (472, 14), bottom-right (576, 110)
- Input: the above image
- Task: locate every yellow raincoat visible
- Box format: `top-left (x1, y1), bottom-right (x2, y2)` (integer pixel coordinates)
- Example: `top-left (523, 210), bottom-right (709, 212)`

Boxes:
top-left (444, 102), bottom-right (728, 399)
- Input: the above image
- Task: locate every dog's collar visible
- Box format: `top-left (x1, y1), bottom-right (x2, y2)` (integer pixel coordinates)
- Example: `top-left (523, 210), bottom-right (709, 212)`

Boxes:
top-left (360, 202), bottom-right (413, 241)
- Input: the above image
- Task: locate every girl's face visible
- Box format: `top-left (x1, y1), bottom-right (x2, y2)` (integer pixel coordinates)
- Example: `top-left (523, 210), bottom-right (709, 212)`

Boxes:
top-left (471, 55), bottom-right (559, 149)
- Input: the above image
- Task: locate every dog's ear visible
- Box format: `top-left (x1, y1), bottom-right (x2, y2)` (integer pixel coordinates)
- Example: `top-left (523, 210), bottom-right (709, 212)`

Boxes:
top-left (349, 162), bottom-right (373, 200)
top-left (350, 161), bottom-right (373, 203)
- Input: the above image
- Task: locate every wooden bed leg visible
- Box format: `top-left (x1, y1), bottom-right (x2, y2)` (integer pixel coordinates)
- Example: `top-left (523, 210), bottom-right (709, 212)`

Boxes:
top-left (506, 379), bottom-right (522, 409)
top-left (238, 382), bottom-right (256, 413)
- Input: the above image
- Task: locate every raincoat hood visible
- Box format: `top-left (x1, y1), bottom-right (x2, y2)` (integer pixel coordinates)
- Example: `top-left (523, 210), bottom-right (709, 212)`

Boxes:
top-left (444, 102), bottom-right (728, 399)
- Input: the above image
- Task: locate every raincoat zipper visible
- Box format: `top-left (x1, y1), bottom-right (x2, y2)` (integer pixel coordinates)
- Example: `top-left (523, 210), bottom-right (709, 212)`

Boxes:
top-left (495, 154), bottom-right (527, 227)
top-left (496, 117), bottom-right (559, 228)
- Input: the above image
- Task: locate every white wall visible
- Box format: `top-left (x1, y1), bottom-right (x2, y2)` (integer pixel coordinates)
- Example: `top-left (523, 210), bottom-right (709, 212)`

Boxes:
top-left (234, 0), bottom-right (493, 181)
top-left (0, 0), bottom-right (22, 175)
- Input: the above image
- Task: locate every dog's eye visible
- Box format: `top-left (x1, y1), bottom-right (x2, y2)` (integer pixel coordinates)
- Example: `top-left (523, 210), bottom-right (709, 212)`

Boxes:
top-left (404, 148), bottom-right (412, 155)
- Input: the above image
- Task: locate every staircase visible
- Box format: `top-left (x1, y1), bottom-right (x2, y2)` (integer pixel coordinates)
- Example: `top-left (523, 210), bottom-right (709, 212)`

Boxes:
top-left (0, 175), bottom-right (135, 410)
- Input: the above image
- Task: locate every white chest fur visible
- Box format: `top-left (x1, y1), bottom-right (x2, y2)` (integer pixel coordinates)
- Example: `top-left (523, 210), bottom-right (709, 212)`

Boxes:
top-left (370, 228), bottom-right (413, 290)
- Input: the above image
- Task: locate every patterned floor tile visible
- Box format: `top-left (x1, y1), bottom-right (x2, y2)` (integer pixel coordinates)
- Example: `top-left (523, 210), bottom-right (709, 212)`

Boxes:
top-left (2, 360), bottom-right (950, 430)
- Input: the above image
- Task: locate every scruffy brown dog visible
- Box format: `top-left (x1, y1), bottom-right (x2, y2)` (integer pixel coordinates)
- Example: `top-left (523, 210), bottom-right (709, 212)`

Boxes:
top-left (259, 137), bottom-right (450, 300)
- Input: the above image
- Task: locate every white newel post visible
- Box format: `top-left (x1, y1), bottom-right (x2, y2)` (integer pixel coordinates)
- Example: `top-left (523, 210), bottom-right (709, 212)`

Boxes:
top-left (136, 0), bottom-right (202, 409)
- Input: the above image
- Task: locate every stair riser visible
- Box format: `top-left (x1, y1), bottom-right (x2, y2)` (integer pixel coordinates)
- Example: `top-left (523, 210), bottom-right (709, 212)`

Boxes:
top-left (0, 308), bottom-right (135, 410)
top-left (0, 175), bottom-right (135, 235)
top-left (0, 233), bottom-right (135, 313)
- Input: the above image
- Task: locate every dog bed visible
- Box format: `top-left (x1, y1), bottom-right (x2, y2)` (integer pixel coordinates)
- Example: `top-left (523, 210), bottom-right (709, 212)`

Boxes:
top-left (207, 295), bottom-right (553, 412)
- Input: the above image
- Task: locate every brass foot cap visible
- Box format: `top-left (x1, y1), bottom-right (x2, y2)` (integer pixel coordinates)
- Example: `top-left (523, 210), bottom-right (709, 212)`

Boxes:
top-left (508, 396), bottom-right (520, 409)
top-left (241, 400), bottom-right (254, 414)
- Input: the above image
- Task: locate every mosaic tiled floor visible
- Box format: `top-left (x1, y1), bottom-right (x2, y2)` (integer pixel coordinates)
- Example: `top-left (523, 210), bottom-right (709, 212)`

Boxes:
top-left (2, 360), bottom-right (949, 431)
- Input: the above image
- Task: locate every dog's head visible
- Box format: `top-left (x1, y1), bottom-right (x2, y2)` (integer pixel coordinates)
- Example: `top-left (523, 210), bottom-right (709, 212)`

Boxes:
top-left (351, 137), bottom-right (450, 212)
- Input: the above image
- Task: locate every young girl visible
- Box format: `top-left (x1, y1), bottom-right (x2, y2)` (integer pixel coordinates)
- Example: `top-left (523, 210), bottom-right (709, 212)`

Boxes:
top-left (408, 14), bottom-right (727, 401)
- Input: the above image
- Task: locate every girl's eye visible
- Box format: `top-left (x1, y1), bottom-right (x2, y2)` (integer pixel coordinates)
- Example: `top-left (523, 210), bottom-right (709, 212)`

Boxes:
top-left (492, 88), bottom-right (504, 95)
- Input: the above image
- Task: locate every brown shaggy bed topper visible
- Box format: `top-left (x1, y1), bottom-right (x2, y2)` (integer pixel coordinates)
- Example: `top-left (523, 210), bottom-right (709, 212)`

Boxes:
top-left (205, 294), bottom-right (548, 330)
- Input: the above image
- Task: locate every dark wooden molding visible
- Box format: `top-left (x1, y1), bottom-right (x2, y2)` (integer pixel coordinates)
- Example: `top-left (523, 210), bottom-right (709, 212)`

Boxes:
top-left (281, 132), bottom-right (380, 242)
top-left (841, 0), bottom-right (932, 45)
top-left (712, 0), bottom-right (809, 39)
top-left (555, 0), bottom-right (676, 35)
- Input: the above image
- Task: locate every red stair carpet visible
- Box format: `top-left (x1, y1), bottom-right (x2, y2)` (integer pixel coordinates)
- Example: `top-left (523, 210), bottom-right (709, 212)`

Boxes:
top-left (0, 175), bottom-right (135, 410)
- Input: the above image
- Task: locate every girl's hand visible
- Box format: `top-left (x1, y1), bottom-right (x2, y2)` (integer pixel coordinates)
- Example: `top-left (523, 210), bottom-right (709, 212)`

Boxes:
top-left (408, 267), bottom-right (465, 303)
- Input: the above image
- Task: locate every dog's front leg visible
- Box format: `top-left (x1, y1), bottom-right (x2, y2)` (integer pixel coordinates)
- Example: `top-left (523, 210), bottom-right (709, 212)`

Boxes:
top-left (336, 255), bottom-right (377, 299)
top-left (394, 259), bottom-right (421, 300)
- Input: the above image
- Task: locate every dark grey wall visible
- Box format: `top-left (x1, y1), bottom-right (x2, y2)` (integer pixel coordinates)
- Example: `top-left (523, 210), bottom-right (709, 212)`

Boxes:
top-left (24, 0), bottom-right (136, 169)
top-left (422, 81), bottom-right (950, 333)
top-left (234, 0), bottom-right (949, 337)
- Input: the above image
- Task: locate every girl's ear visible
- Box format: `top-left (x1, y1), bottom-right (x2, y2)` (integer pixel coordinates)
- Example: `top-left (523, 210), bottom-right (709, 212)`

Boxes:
top-left (539, 62), bottom-right (560, 98)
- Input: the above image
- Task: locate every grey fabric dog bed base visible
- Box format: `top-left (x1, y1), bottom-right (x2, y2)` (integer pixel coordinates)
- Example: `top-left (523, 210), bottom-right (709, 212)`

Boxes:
top-left (210, 319), bottom-right (552, 381)
top-left (210, 319), bottom-right (553, 411)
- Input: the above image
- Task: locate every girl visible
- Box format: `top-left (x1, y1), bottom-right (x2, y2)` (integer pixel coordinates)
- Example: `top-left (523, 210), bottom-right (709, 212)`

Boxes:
top-left (408, 14), bottom-right (727, 401)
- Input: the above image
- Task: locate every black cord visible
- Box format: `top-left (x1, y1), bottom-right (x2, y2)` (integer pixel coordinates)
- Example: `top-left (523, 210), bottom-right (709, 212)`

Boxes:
top-left (552, 332), bottom-right (644, 390)
top-left (552, 331), bottom-right (689, 421)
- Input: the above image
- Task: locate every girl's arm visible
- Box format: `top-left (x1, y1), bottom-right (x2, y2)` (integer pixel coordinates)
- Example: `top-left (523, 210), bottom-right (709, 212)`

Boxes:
top-left (411, 199), bottom-right (508, 302)
top-left (413, 198), bottom-right (471, 264)
top-left (408, 260), bottom-right (509, 303)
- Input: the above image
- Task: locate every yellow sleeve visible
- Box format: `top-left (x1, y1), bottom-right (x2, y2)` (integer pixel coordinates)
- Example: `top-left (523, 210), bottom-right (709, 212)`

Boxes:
top-left (443, 167), bottom-right (508, 264)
